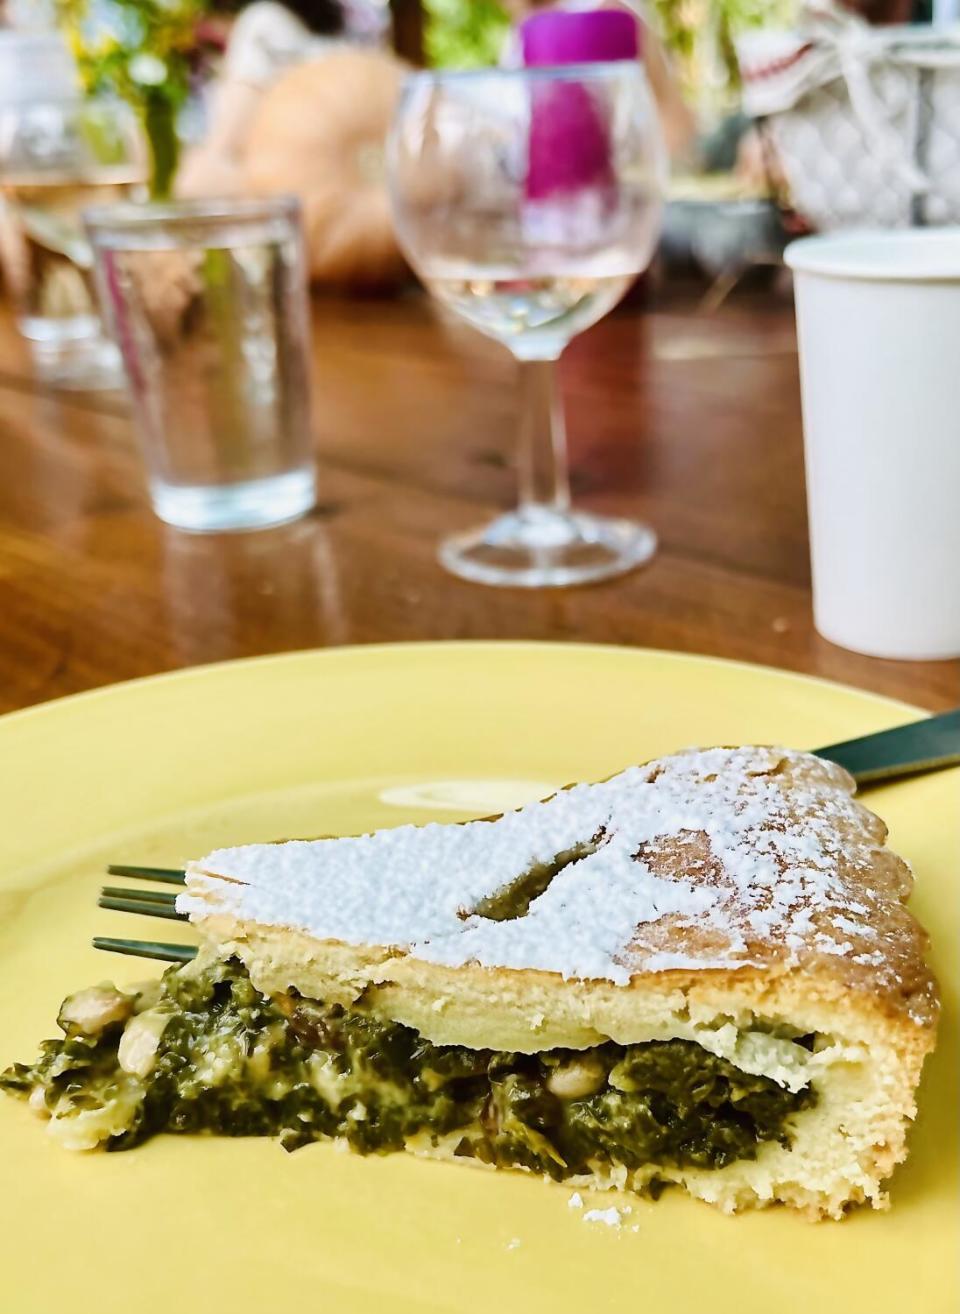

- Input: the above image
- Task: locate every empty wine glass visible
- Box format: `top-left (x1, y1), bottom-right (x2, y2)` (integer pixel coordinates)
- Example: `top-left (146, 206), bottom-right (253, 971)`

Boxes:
top-left (388, 62), bottom-right (664, 587)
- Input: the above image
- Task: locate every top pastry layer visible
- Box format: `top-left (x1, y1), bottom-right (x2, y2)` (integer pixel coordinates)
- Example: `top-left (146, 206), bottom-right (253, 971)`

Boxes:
top-left (178, 747), bottom-right (938, 1027)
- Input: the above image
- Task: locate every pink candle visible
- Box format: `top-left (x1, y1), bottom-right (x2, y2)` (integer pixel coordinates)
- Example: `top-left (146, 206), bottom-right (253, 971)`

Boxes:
top-left (522, 10), bottom-right (641, 204)
top-left (521, 8), bottom-right (641, 67)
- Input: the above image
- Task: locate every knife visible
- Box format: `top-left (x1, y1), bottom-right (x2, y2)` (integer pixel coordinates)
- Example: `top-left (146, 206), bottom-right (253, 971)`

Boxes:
top-left (814, 707), bottom-right (960, 786)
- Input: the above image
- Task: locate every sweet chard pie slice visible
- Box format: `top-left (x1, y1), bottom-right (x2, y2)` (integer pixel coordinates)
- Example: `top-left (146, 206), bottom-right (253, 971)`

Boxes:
top-left (2, 747), bottom-right (938, 1219)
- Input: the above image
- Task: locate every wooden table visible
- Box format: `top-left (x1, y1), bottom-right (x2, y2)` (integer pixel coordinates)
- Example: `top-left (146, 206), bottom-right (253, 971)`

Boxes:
top-left (0, 285), bottom-right (956, 716)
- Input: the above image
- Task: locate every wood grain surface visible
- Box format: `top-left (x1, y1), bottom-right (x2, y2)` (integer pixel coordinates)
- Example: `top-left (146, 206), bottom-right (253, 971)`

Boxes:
top-left (0, 285), bottom-right (956, 716)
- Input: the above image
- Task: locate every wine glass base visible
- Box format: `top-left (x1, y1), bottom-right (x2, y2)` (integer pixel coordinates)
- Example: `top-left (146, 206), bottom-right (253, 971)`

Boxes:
top-left (438, 507), bottom-right (657, 588)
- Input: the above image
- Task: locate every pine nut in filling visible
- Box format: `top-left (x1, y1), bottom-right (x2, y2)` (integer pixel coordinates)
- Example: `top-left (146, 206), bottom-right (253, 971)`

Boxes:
top-left (545, 1056), bottom-right (606, 1100)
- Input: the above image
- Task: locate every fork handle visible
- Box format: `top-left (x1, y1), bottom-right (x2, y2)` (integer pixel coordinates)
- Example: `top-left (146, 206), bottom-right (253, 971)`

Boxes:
top-left (815, 707), bottom-right (960, 785)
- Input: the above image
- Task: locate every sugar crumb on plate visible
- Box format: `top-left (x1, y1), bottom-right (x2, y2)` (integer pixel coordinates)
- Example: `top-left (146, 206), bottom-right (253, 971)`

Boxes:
top-left (582, 1207), bottom-right (625, 1227)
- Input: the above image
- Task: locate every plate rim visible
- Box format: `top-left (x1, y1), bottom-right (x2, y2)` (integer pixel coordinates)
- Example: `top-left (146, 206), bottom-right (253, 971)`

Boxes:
top-left (0, 640), bottom-right (929, 731)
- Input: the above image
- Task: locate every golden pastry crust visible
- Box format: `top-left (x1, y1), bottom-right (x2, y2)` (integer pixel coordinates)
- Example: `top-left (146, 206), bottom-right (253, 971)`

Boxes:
top-left (619, 752), bottom-right (937, 1029)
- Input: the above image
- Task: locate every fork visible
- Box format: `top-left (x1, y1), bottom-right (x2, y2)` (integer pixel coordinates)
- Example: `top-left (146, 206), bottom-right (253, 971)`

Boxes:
top-left (93, 706), bottom-right (960, 965)
top-left (94, 864), bottom-right (194, 963)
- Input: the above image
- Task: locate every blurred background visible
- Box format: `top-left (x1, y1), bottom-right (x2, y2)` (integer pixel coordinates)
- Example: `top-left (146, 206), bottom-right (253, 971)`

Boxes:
top-left (0, 0), bottom-right (957, 701)
top-left (0, 0), bottom-right (951, 331)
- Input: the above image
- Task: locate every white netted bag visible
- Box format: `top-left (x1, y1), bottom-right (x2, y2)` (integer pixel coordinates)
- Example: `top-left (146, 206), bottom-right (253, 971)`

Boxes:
top-left (737, 1), bottom-right (960, 230)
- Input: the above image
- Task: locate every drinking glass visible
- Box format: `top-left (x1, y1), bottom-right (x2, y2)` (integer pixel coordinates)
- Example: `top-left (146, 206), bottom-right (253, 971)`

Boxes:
top-left (0, 33), bottom-right (146, 390)
top-left (85, 197), bottom-right (317, 533)
top-left (388, 63), bottom-right (664, 587)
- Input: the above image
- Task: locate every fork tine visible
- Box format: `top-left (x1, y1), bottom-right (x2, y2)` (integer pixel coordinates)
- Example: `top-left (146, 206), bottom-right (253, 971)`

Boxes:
top-left (93, 936), bottom-right (196, 963)
top-left (106, 864), bottom-right (186, 885)
top-left (98, 895), bottom-right (188, 921)
top-left (101, 885), bottom-right (179, 905)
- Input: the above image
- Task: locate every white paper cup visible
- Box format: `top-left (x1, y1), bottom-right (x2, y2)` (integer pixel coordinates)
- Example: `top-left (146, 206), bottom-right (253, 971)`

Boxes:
top-left (786, 230), bottom-right (960, 661)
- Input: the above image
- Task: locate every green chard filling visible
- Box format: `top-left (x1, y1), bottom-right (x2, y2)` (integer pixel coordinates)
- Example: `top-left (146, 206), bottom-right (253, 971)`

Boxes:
top-left (0, 957), bottom-right (816, 1176)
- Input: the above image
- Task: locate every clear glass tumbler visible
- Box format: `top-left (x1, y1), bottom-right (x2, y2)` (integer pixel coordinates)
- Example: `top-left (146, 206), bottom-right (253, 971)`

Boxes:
top-left (85, 197), bottom-right (317, 533)
top-left (0, 32), bottom-right (146, 390)
top-left (389, 63), bottom-right (664, 587)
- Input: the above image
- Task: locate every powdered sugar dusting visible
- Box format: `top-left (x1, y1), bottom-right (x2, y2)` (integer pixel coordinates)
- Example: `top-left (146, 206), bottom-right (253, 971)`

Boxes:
top-left (583, 1206), bottom-right (628, 1227)
top-left (179, 747), bottom-right (926, 1003)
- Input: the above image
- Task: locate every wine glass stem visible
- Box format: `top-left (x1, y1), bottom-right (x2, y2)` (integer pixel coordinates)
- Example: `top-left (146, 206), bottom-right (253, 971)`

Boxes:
top-left (516, 357), bottom-right (571, 514)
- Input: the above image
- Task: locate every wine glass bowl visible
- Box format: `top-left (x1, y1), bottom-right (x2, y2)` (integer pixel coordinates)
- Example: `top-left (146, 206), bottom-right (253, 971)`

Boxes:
top-left (389, 62), bottom-right (664, 587)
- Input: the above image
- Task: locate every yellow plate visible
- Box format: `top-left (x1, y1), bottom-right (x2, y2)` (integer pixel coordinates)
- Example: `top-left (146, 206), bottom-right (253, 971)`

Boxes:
top-left (0, 643), bottom-right (956, 1314)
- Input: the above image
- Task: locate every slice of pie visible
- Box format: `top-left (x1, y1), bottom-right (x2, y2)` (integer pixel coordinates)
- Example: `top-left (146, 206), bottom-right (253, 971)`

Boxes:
top-left (1, 747), bottom-right (938, 1219)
